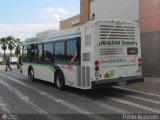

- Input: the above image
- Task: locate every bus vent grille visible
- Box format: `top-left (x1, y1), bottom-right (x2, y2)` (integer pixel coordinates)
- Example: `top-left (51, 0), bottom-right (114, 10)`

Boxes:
top-left (77, 67), bottom-right (81, 87)
top-left (86, 67), bottom-right (90, 87)
top-left (83, 53), bottom-right (90, 61)
top-left (82, 66), bottom-right (86, 87)
top-left (100, 25), bottom-right (136, 40)
top-left (100, 48), bottom-right (123, 55)
top-left (85, 35), bottom-right (91, 46)
top-left (81, 66), bottom-right (90, 87)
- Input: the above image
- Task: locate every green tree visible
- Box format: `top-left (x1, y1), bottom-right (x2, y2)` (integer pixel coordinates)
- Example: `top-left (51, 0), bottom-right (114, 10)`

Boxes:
top-left (0, 37), bottom-right (7, 60)
top-left (6, 36), bottom-right (16, 62)
top-left (15, 38), bottom-right (23, 56)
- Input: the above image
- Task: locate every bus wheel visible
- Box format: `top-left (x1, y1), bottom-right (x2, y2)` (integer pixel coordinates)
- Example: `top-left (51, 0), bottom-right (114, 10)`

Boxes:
top-left (55, 72), bottom-right (65, 90)
top-left (29, 69), bottom-right (35, 82)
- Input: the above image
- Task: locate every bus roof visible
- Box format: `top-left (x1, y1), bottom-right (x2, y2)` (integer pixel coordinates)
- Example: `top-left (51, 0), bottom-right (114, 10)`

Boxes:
top-left (23, 27), bottom-right (81, 45)
top-left (23, 19), bottom-right (138, 45)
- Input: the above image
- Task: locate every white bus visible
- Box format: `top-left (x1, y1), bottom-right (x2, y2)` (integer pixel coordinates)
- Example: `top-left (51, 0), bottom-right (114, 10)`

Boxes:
top-left (22, 20), bottom-right (144, 90)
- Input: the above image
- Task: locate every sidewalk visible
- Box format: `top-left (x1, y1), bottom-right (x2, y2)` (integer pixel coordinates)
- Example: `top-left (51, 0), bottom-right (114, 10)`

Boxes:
top-left (125, 77), bottom-right (160, 94)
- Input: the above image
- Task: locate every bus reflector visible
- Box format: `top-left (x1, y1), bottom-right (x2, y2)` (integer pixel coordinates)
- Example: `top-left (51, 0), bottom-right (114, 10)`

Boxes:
top-left (95, 66), bottom-right (99, 71)
top-left (138, 58), bottom-right (143, 63)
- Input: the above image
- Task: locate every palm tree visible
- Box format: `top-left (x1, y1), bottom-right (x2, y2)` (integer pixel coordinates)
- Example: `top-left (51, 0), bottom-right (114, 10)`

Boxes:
top-left (0, 37), bottom-right (7, 60)
top-left (6, 36), bottom-right (16, 62)
top-left (15, 38), bottom-right (23, 56)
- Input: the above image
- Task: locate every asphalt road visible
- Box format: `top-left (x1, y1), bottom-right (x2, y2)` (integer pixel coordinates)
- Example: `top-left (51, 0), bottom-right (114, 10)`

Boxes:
top-left (0, 67), bottom-right (160, 120)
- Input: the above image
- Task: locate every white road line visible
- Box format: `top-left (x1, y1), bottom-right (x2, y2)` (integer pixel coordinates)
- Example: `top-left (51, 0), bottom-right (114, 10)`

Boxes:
top-left (0, 97), bottom-right (11, 114)
top-left (107, 97), bottom-right (160, 113)
top-left (1, 72), bottom-right (129, 114)
top-left (67, 92), bottom-right (129, 114)
top-left (114, 86), bottom-right (160, 98)
top-left (120, 93), bottom-right (160, 105)
top-left (0, 74), bottom-right (107, 120)
top-left (0, 80), bottom-right (62, 120)
top-left (11, 70), bottom-right (22, 75)
top-left (2, 70), bottom-right (26, 79)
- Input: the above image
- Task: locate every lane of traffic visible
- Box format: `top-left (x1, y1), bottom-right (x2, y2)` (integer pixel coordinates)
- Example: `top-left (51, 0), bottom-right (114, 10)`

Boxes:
top-left (0, 73), bottom-right (108, 120)
top-left (1, 71), bottom-right (160, 114)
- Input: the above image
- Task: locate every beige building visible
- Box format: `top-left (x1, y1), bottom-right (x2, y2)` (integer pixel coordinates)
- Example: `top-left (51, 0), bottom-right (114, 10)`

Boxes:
top-left (60, 0), bottom-right (160, 76)
top-left (60, 15), bottom-right (80, 30)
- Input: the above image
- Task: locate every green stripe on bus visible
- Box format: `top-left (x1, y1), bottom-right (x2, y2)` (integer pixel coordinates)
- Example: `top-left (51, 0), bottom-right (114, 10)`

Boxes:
top-left (104, 64), bottom-right (136, 68)
top-left (24, 63), bottom-right (56, 74)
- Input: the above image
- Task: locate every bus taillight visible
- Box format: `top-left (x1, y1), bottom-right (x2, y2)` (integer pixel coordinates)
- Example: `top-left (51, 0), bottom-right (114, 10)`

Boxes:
top-left (95, 60), bottom-right (100, 77)
top-left (95, 60), bottom-right (99, 66)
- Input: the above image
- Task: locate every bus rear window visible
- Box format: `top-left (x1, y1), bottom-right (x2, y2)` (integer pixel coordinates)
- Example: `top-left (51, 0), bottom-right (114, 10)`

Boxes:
top-left (127, 47), bottom-right (138, 55)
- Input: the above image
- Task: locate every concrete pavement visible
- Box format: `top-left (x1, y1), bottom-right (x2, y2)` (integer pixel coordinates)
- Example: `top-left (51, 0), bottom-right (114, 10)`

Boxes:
top-left (1, 65), bottom-right (160, 120)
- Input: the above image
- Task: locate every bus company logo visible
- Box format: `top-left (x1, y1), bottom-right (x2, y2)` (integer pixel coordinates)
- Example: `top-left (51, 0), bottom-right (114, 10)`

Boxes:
top-left (2, 113), bottom-right (8, 120)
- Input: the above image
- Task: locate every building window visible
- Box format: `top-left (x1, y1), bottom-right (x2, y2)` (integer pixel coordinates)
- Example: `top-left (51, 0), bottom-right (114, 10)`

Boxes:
top-left (44, 43), bottom-right (54, 63)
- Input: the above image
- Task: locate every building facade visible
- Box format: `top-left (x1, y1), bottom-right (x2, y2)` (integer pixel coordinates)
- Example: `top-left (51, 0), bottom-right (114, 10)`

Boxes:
top-left (60, 0), bottom-right (160, 76)
top-left (60, 15), bottom-right (80, 30)
top-left (139, 0), bottom-right (160, 76)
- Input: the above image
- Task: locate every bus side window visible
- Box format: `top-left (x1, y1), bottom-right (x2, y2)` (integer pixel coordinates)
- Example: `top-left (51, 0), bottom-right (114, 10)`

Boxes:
top-left (66, 38), bottom-right (81, 65)
top-left (77, 37), bottom-right (81, 62)
top-left (22, 46), bottom-right (27, 62)
top-left (28, 44), bottom-right (35, 62)
top-left (44, 43), bottom-right (54, 63)
top-left (35, 44), bottom-right (43, 62)
top-left (55, 41), bottom-right (65, 63)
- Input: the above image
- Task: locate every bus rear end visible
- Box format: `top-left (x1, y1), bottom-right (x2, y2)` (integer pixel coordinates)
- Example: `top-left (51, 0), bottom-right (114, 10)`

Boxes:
top-left (91, 20), bottom-right (144, 88)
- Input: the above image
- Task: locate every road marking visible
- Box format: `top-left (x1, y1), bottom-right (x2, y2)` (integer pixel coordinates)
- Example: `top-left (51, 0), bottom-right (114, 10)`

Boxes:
top-left (2, 70), bottom-right (26, 79)
top-left (1, 72), bottom-right (129, 114)
top-left (120, 93), bottom-right (160, 105)
top-left (107, 97), bottom-right (160, 113)
top-left (0, 97), bottom-right (11, 115)
top-left (114, 86), bottom-right (160, 98)
top-left (67, 92), bottom-right (129, 114)
top-left (0, 74), bottom-right (107, 120)
top-left (0, 80), bottom-right (62, 120)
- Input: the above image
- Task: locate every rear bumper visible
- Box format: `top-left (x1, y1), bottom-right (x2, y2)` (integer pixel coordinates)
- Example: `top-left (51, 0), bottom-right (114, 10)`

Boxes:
top-left (92, 75), bottom-right (144, 88)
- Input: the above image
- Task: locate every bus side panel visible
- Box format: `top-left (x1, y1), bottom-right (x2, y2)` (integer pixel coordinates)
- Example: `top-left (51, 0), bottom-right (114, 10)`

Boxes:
top-left (33, 65), bottom-right (55, 82)
top-left (22, 63), bottom-right (29, 77)
top-left (61, 65), bottom-right (83, 88)
top-left (22, 63), bottom-right (55, 83)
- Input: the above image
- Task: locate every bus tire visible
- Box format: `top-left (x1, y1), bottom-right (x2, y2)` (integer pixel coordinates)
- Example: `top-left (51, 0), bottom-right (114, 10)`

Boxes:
top-left (29, 69), bottom-right (35, 82)
top-left (55, 71), bottom-right (65, 90)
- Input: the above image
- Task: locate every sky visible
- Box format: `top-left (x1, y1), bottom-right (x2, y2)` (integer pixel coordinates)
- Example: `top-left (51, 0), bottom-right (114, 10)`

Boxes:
top-left (0, 0), bottom-right (80, 53)
top-left (0, 0), bottom-right (80, 40)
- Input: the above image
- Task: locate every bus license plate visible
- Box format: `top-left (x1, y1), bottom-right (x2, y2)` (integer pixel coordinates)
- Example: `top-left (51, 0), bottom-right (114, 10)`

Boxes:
top-left (118, 81), bottom-right (127, 85)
